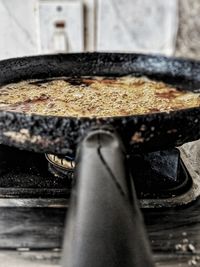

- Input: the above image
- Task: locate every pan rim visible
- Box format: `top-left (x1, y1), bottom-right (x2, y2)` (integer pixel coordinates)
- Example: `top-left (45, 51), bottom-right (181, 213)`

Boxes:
top-left (0, 52), bottom-right (200, 154)
top-left (0, 106), bottom-right (199, 121)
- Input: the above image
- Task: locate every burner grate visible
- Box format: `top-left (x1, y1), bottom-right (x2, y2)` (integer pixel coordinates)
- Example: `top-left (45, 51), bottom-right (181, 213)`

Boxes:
top-left (0, 145), bottom-right (198, 208)
top-left (45, 154), bottom-right (75, 182)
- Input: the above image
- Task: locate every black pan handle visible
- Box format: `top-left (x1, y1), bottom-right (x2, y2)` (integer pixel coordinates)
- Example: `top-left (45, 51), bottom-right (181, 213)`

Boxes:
top-left (62, 128), bottom-right (154, 267)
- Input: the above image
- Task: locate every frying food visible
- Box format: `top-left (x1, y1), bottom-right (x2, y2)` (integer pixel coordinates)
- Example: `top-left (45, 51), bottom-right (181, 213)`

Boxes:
top-left (0, 76), bottom-right (199, 118)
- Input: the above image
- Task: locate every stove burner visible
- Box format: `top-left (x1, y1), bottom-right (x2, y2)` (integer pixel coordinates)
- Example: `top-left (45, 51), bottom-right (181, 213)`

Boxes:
top-left (45, 149), bottom-right (192, 199)
top-left (130, 149), bottom-right (192, 199)
top-left (0, 144), bottom-right (197, 208)
top-left (45, 154), bottom-right (75, 170)
top-left (45, 154), bottom-right (75, 181)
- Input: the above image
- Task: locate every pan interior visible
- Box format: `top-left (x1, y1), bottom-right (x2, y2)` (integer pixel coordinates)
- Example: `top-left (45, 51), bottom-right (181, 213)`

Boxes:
top-left (0, 76), bottom-right (199, 118)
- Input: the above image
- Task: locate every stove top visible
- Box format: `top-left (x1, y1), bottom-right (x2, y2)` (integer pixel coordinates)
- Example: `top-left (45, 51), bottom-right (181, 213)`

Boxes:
top-left (0, 143), bottom-right (199, 267)
top-left (0, 145), bottom-right (71, 198)
top-left (0, 144), bottom-right (199, 208)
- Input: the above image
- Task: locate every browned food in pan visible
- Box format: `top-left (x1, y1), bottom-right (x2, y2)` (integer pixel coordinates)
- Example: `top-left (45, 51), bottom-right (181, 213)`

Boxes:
top-left (0, 76), bottom-right (199, 118)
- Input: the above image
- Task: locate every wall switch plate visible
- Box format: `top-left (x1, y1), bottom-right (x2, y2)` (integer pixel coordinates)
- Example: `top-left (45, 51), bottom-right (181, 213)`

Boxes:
top-left (39, 0), bottom-right (84, 53)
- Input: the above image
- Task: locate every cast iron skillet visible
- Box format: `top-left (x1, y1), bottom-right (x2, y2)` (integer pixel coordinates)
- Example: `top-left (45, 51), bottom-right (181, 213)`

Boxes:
top-left (0, 53), bottom-right (200, 267)
top-left (0, 53), bottom-right (200, 156)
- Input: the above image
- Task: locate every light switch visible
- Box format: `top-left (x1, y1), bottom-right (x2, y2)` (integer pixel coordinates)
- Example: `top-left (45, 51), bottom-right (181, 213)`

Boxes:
top-left (39, 0), bottom-right (84, 53)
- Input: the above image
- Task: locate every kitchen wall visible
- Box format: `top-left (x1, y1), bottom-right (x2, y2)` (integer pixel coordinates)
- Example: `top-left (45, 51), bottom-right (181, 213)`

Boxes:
top-left (0, 0), bottom-right (38, 59)
top-left (0, 0), bottom-right (199, 59)
top-left (0, 0), bottom-right (197, 60)
top-left (96, 0), bottom-right (178, 55)
top-left (175, 0), bottom-right (200, 59)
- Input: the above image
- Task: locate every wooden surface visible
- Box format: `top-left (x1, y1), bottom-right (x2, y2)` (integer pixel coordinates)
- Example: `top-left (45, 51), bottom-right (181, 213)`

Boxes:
top-left (0, 197), bottom-right (200, 266)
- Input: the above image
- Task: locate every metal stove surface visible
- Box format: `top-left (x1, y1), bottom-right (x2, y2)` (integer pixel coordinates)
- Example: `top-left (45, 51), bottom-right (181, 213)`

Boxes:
top-left (0, 143), bottom-right (199, 267)
top-left (0, 144), bottom-right (199, 208)
top-left (0, 145), bottom-right (71, 207)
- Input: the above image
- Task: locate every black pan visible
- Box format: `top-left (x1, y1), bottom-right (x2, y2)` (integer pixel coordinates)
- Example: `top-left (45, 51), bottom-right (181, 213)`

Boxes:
top-left (0, 53), bottom-right (200, 156)
top-left (0, 53), bottom-right (200, 267)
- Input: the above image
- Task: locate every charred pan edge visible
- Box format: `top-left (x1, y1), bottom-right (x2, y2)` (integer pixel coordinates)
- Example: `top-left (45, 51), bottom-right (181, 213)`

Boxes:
top-left (0, 52), bottom-right (200, 155)
top-left (1, 53), bottom-right (200, 91)
top-left (0, 108), bottom-right (199, 156)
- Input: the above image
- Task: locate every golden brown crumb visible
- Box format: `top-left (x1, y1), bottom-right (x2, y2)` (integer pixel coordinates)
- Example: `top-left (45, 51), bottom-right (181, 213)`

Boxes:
top-left (0, 76), bottom-right (199, 118)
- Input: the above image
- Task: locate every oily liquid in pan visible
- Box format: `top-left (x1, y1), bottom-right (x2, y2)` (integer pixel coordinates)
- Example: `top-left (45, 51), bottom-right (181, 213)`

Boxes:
top-left (0, 76), bottom-right (199, 118)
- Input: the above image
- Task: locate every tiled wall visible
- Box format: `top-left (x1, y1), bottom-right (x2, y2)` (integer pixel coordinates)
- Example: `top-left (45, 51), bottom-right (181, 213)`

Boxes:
top-left (0, 0), bottom-right (178, 59)
top-left (0, 0), bottom-right (199, 60)
top-left (0, 0), bottom-right (38, 59)
top-left (96, 0), bottom-right (178, 55)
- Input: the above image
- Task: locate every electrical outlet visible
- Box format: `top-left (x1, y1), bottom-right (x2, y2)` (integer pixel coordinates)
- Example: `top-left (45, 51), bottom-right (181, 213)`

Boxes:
top-left (39, 0), bottom-right (84, 53)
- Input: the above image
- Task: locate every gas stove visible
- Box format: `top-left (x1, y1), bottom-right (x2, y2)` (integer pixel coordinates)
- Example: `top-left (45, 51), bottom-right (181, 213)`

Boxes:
top-left (0, 142), bottom-right (199, 267)
top-left (0, 143), bottom-right (199, 209)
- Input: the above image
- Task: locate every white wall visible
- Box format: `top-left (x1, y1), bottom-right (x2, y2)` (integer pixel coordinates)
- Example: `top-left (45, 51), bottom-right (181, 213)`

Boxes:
top-left (0, 0), bottom-right (85, 59)
top-left (0, 0), bottom-right (38, 59)
top-left (97, 0), bottom-right (178, 55)
top-left (0, 0), bottom-right (178, 59)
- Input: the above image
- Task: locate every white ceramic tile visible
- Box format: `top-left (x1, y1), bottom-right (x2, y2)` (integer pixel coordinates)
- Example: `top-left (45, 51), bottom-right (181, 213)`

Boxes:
top-left (0, 0), bottom-right (39, 59)
top-left (97, 0), bottom-right (178, 55)
top-left (0, 0), bottom-right (84, 59)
